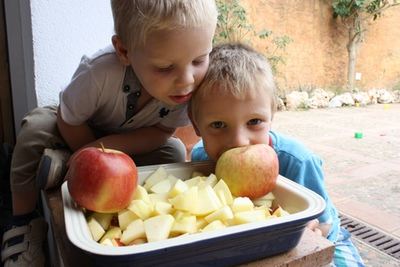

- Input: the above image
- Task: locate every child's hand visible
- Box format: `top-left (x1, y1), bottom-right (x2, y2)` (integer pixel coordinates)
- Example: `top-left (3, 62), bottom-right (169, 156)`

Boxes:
top-left (306, 219), bottom-right (323, 236)
top-left (306, 219), bottom-right (332, 237)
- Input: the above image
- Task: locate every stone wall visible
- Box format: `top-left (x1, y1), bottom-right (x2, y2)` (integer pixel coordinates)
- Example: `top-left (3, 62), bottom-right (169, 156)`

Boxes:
top-left (241, 0), bottom-right (400, 92)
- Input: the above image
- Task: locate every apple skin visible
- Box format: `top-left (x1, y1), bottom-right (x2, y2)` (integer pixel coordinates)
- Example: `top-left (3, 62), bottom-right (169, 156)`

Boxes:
top-left (66, 147), bottom-right (138, 213)
top-left (215, 144), bottom-right (278, 199)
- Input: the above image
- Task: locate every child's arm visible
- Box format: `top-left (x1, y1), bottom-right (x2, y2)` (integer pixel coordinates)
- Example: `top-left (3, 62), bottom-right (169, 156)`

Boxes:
top-left (91, 125), bottom-right (175, 155)
top-left (57, 110), bottom-right (97, 151)
top-left (57, 109), bottom-right (175, 154)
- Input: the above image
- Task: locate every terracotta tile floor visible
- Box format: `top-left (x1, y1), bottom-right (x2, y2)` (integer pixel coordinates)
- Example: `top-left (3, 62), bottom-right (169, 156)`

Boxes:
top-left (272, 103), bottom-right (400, 266)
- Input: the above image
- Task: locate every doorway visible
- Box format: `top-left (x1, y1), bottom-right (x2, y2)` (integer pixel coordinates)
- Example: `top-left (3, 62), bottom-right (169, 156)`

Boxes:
top-left (0, 0), bottom-right (15, 146)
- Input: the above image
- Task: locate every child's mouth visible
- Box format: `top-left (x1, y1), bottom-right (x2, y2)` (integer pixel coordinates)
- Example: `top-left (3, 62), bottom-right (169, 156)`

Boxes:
top-left (170, 93), bottom-right (192, 104)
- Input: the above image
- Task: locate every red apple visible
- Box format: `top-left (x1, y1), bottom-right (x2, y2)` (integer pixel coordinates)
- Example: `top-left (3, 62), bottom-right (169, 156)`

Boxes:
top-left (215, 144), bottom-right (278, 199)
top-left (66, 146), bottom-right (138, 213)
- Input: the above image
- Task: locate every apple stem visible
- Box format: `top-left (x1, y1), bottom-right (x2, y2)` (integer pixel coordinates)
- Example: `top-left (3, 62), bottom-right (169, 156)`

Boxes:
top-left (100, 142), bottom-right (105, 152)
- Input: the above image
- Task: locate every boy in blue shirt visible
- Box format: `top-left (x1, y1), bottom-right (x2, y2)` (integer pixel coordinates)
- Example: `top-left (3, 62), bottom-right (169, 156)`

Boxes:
top-left (189, 43), bottom-right (364, 267)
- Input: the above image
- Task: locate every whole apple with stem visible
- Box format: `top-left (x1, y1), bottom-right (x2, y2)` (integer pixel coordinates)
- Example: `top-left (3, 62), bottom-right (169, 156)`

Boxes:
top-left (67, 143), bottom-right (138, 213)
top-left (215, 144), bottom-right (278, 199)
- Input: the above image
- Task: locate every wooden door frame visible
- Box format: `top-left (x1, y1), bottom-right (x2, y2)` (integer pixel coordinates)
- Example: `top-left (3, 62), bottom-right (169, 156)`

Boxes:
top-left (0, 0), bottom-right (14, 144)
top-left (2, 0), bottom-right (37, 141)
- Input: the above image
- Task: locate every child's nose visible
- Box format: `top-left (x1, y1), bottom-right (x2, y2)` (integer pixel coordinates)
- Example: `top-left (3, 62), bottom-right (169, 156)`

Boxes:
top-left (175, 67), bottom-right (194, 88)
top-left (227, 130), bottom-right (251, 149)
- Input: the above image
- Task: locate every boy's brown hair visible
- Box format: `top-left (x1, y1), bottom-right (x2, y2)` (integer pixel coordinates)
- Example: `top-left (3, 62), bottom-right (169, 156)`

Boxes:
top-left (191, 42), bottom-right (278, 121)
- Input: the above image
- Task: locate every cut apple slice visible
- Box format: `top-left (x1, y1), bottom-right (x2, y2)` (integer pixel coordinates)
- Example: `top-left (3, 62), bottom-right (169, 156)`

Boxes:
top-left (205, 206), bottom-right (234, 223)
top-left (132, 185), bottom-right (151, 204)
top-left (144, 214), bottom-right (175, 242)
top-left (234, 210), bottom-right (266, 224)
top-left (213, 179), bottom-right (233, 206)
top-left (87, 217), bottom-right (105, 242)
top-left (91, 212), bottom-right (114, 230)
top-left (193, 185), bottom-right (222, 215)
top-left (231, 197), bottom-right (254, 212)
top-left (170, 215), bottom-right (197, 234)
top-left (100, 227), bottom-right (122, 243)
top-left (202, 220), bottom-right (226, 232)
top-left (128, 199), bottom-right (153, 220)
top-left (168, 179), bottom-right (188, 198)
top-left (152, 201), bottom-right (173, 215)
top-left (118, 209), bottom-right (139, 230)
top-left (121, 219), bottom-right (145, 245)
top-left (149, 179), bottom-right (172, 194)
top-left (169, 186), bottom-right (198, 212)
top-left (143, 166), bottom-right (168, 190)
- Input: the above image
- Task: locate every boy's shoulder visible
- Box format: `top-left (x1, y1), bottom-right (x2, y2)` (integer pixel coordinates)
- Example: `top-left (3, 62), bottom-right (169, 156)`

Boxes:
top-left (78, 45), bottom-right (122, 72)
top-left (269, 131), bottom-right (319, 163)
top-left (72, 45), bottom-right (124, 80)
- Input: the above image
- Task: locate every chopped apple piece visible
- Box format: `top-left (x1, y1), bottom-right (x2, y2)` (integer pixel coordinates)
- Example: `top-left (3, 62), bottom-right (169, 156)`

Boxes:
top-left (144, 214), bottom-right (175, 242)
top-left (118, 209), bottom-right (139, 230)
top-left (234, 210), bottom-right (266, 224)
top-left (184, 176), bottom-right (205, 187)
top-left (213, 179), bottom-right (233, 206)
top-left (258, 192), bottom-right (275, 200)
top-left (168, 179), bottom-right (188, 198)
top-left (169, 186), bottom-right (198, 212)
top-left (148, 193), bottom-right (169, 204)
top-left (120, 219), bottom-right (145, 245)
top-left (272, 206), bottom-right (290, 217)
top-left (150, 179), bottom-right (172, 194)
top-left (205, 206), bottom-right (234, 223)
top-left (128, 199), bottom-right (153, 220)
top-left (153, 201), bottom-right (173, 215)
top-left (167, 174), bottom-right (179, 186)
top-left (91, 212), bottom-right (114, 230)
top-left (87, 217), bottom-right (105, 241)
top-left (254, 206), bottom-right (272, 217)
top-left (193, 185), bottom-right (222, 215)
top-left (171, 215), bottom-right (197, 234)
top-left (100, 238), bottom-right (114, 246)
top-left (196, 217), bottom-right (208, 230)
top-left (143, 166), bottom-right (168, 190)
top-left (204, 174), bottom-right (218, 187)
top-left (252, 199), bottom-right (273, 208)
top-left (100, 227), bottom-right (122, 243)
top-left (231, 197), bottom-right (254, 212)
top-left (132, 185), bottom-right (151, 204)
top-left (253, 192), bottom-right (275, 208)
top-left (202, 220), bottom-right (226, 232)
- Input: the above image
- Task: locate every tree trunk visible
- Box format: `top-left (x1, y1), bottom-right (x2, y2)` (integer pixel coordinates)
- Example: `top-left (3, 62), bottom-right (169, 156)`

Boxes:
top-left (347, 26), bottom-right (358, 91)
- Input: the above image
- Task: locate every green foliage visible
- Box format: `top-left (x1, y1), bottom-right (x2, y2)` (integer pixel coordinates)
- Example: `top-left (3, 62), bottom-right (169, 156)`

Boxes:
top-left (214, 0), bottom-right (292, 74)
top-left (332, 0), bottom-right (399, 21)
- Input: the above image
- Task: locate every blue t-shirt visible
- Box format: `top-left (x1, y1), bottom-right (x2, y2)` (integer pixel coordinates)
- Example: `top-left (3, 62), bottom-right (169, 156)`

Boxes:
top-left (191, 130), bottom-right (340, 242)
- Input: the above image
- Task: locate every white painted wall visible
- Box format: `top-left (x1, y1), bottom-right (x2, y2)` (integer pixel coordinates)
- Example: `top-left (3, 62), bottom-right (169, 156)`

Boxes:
top-left (31, 0), bottom-right (114, 106)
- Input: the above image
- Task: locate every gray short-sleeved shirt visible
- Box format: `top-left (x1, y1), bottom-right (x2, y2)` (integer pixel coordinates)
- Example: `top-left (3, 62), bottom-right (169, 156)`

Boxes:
top-left (59, 46), bottom-right (190, 136)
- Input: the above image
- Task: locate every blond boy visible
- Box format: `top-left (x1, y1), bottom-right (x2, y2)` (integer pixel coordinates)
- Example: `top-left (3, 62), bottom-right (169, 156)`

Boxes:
top-left (1, 1), bottom-right (217, 266)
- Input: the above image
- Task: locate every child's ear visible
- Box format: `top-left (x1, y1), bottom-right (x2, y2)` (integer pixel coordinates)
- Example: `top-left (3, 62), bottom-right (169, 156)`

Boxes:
top-left (112, 35), bottom-right (130, 66)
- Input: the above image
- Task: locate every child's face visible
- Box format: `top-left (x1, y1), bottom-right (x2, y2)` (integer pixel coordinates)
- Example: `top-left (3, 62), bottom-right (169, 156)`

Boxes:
top-left (192, 86), bottom-right (273, 161)
top-left (127, 25), bottom-right (214, 106)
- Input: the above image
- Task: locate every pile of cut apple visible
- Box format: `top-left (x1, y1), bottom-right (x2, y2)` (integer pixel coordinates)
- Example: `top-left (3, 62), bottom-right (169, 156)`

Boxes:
top-left (85, 166), bottom-right (290, 247)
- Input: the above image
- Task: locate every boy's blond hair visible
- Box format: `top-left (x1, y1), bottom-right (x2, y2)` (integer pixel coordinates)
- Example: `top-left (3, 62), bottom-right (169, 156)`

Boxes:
top-left (191, 42), bottom-right (278, 119)
top-left (111, 0), bottom-right (218, 50)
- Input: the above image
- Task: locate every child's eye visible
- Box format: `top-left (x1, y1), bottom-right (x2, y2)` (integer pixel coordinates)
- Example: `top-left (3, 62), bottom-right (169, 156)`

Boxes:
top-left (156, 65), bottom-right (173, 72)
top-left (210, 121), bottom-right (226, 129)
top-left (193, 59), bottom-right (206, 66)
top-left (247, 119), bottom-right (262, 126)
